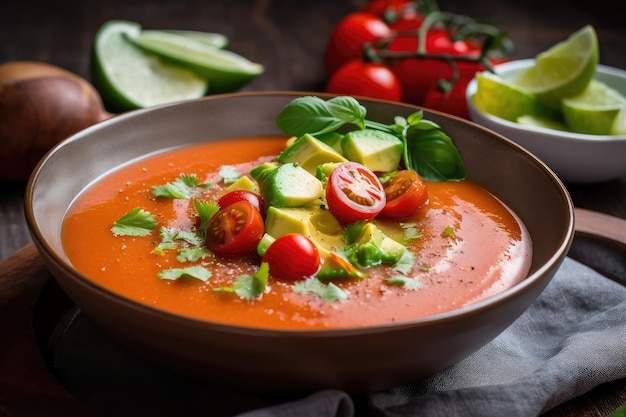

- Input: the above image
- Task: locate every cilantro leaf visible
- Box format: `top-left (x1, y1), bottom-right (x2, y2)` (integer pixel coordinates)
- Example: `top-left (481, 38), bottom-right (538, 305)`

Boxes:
top-left (152, 174), bottom-right (208, 199)
top-left (111, 208), bottom-right (157, 237)
top-left (218, 165), bottom-right (242, 184)
top-left (177, 247), bottom-right (210, 262)
top-left (293, 277), bottom-right (349, 302)
top-left (386, 275), bottom-right (424, 290)
top-left (194, 199), bottom-right (219, 231)
top-left (158, 265), bottom-right (212, 282)
top-left (393, 250), bottom-right (417, 275)
top-left (213, 262), bottom-right (269, 300)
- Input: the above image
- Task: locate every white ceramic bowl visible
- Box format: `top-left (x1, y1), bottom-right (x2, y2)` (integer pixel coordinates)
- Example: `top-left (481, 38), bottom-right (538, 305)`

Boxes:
top-left (466, 59), bottom-right (626, 184)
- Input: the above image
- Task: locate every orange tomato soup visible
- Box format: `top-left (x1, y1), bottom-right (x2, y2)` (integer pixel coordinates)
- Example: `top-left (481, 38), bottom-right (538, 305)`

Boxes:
top-left (62, 136), bottom-right (532, 329)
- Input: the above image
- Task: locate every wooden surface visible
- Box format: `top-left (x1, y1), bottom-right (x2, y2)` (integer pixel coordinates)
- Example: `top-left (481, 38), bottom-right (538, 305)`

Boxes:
top-left (1, 0), bottom-right (625, 415)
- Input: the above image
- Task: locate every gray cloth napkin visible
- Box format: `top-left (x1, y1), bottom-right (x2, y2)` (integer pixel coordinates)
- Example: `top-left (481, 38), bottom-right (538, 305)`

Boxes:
top-left (237, 257), bottom-right (626, 417)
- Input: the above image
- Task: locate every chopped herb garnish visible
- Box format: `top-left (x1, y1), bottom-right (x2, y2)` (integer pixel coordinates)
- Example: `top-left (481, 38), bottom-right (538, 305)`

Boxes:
top-left (194, 199), bottom-right (219, 232)
top-left (177, 247), bottom-right (210, 263)
top-left (401, 222), bottom-right (423, 241)
top-left (213, 262), bottom-right (269, 300)
top-left (158, 265), bottom-right (212, 282)
top-left (393, 250), bottom-right (417, 275)
top-left (152, 174), bottom-right (211, 199)
top-left (293, 277), bottom-right (349, 302)
top-left (441, 225), bottom-right (456, 238)
top-left (386, 275), bottom-right (424, 290)
top-left (218, 165), bottom-right (242, 184)
top-left (111, 208), bottom-right (157, 237)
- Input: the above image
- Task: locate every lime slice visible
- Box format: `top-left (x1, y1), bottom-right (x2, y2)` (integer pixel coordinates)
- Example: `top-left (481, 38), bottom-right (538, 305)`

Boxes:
top-left (517, 115), bottom-right (570, 131)
top-left (562, 80), bottom-right (626, 135)
top-left (509, 25), bottom-right (598, 109)
top-left (91, 20), bottom-right (208, 112)
top-left (128, 30), bottom-right (264, 94)
top-left (472, 72), bottom-right (552, 122)
top-left (152, 30), bottom-right (229, 49)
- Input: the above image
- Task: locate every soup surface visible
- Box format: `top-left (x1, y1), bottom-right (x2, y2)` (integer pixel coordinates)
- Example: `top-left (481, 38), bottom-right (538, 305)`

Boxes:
top-left (62, 136), bottom-right (532, 329)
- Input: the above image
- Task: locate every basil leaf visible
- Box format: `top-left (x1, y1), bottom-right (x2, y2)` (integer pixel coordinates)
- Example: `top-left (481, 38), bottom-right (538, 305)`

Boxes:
top-left (276, 96), bottom-right (346, 136)
top-left (326, 96), bottom-right (366, 128)
top-left (404, 125), bottom-right (467, 181)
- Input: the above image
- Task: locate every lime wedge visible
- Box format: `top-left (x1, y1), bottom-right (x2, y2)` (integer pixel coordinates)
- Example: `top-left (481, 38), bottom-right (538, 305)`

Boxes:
top-left (152, 30), bottom-right (229, 49)
top-left (472, 72), bottom-right (553, 122)
top-left (509, 25), bottom-right (598, 109)
top-left (91, 20), bottom-right (208, 112)
top-left (517, 115), bottom-right (570, 131)
top-left (562, 80), bottom-right (626, 135)
top-left (128, 30), bottom-right (264, 94)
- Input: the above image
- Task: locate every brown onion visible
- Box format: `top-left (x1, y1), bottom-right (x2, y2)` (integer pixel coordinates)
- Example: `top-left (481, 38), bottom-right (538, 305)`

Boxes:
top-left (0, 61), bottom-right (112, 182)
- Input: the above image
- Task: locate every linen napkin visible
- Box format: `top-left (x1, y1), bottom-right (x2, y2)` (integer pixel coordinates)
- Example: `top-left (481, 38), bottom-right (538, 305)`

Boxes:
top-left (49, 257), bottom-right (626, 417)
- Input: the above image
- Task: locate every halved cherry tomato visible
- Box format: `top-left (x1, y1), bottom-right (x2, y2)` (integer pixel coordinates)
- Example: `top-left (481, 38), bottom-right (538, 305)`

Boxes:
top-left (218, 189), bottom-right (264, 214)
top-left (381, 170), bottom-right (428, 218)
top-left (323, 12), bottom-right (392, 77)
top-left (205, 200), bottom-right (264, 257)
top-left (325, 60), bottom-right (403, 102)
top-left (262, 233), bottom-right (320, 281)
top-left (326, 162), bottom-right (386, 223)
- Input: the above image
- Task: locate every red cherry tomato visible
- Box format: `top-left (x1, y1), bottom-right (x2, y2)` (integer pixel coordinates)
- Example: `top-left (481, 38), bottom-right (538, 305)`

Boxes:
top-left (387, 29), bottom-right (484, 105)
top-left (326, 162), bottom-right (386, 224)
top-left (262, 233), bottom-right (320, 281)
top-left (323, 12), bottom-right (392, 77)
top-left (362, 0), bottom-right (423, 30)
top-left (205, 200), bottom-right (264, 257)
top-left (218, 189), bottom-right (264, 214)
top-left (325, 60), bottom-right (403, 102)
top-left (381, 170), bottom-right (428, 218)
top-left (422, 75), bottom-right (473, 119)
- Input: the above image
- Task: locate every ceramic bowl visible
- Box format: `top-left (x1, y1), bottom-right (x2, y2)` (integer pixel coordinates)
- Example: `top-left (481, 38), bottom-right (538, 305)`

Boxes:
top-left (25, 92), bottom-right (574, 393)
top-left (466, 59), bottom-right (626, 184)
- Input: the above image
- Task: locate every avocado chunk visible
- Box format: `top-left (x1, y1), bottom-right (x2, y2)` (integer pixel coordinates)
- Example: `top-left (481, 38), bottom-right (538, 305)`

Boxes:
top-left (264, 206), bottom-right (344, 258)
top-left (276, 133), bottom-right (347, 174)
top-left (256, 163), bottom-right (323, 208)
top-left (344, 222), bottom-right (407, 267)
top-left (226, 175), bottom-right (259, 194)
top-left (341, 129), bottom-right (403, 172)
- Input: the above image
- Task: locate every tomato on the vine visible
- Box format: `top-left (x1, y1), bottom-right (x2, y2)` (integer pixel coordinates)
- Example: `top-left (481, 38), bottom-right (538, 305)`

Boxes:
top-left (381, 170), bottom-right (428, 218)
top-left (326, 162), bottom-right (386, 224)
top-left (325, 60), bottom-right (403, 102)
top-left (218, 189), bottom-right (264, 214)
top-left (262, 233), bottom-right (320, 281)
top-left (387, 29), bottom-right (485, 106)
top-left (422, 75), bottom-right (473, 119)
top-left (205, 200), bottom-right (264, 257)
top-left (362, 0), bottom-right (423, 30)
top-left (323, 12), bottom-right (392, 77)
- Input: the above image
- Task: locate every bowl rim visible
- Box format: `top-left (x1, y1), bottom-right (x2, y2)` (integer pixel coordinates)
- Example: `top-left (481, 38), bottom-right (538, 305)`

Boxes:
top-left (465, 58), bottom-right (626, 142)
top-left (25, 91), bottom-right (576, 337)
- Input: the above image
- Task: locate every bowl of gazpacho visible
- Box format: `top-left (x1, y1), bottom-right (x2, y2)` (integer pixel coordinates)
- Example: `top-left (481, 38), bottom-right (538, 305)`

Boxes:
top-left (25, 92), bottom-right (574, 393)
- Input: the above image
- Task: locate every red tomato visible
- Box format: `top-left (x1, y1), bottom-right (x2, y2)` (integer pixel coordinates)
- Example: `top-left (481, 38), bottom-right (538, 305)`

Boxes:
top-left (323, 12), bottom-right (392, 77)
top-left (205, 200), bottom-right (264, 257)
top-left (362, 0), bottom-right (423, 30)
top-left (381, 170), bottom-right (428, 218)
top-left (262, 234), bottom-right (320, 281)
top-left (325, 60), bottom-right (403, 102)
top-left (218, 189), bottom-right (264, 214)
top-left (326, 162), bottom-right (386, 223)
top-left (422, 75), bottom-right (473, 119)
top-left (387, 29), bottom-right (484, 105)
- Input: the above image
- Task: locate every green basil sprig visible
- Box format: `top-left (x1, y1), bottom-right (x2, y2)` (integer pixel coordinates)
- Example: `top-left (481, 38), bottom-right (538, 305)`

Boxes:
top-left (275, 96), bottom-right (466, 182)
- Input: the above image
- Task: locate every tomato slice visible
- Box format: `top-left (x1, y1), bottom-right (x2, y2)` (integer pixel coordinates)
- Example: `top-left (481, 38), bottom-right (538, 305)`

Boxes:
top-left (262, 233), bottom-right (320, 281)
top-left (381, 170), bottom-right (428, 218)
top-left (218, 189), bottom-right (264, 214)
top-left (205, 200), bottom-right (264, 257)
top-left (326, 162), bottom-right (386, 223)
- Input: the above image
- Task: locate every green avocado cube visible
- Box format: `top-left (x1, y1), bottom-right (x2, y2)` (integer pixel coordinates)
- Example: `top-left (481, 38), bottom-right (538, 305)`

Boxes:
top-left (276, 133), bottom-right (347, 174)
top-left (341, 129), bottom-right (403, 172)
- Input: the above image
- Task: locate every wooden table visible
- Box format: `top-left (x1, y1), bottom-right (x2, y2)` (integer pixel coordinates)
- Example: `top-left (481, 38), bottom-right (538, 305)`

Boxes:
top-left (1, 0), bottom-right (625, 415)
